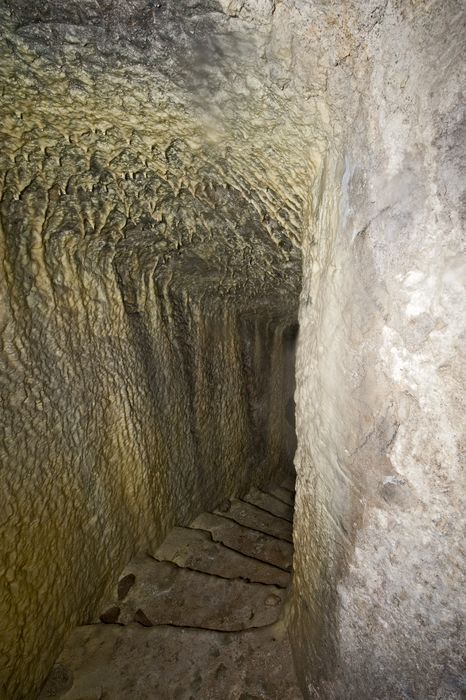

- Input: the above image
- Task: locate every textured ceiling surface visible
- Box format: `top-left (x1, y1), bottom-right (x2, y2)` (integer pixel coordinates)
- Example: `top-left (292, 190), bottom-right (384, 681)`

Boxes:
top-left (0, 0), bottom-right (324, 318)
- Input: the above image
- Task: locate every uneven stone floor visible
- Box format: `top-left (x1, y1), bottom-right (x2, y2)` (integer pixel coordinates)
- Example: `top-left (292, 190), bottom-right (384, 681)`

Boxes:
top-left (40, 476), bottom-right (301, 699)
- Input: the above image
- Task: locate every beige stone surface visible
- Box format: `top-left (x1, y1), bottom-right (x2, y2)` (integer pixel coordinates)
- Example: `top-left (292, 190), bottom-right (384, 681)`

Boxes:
top-left (39, 478), bottom-right (299, 699)
top-left (290, 2), bottom-right (466, 698)
top-left (191, 511), bottom-right (294, 571)
top-left (214, 499), bottom-right (294, 542)
top-left (0, 0), bottom-right (464, 697)
top-left (154, 526), bottom-right (290, 587)
top-left (39, 623), bottom-right (302, 700)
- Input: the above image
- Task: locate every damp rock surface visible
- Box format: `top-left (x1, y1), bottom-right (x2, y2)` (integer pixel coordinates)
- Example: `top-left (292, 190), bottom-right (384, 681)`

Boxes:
top-left (0, 0), bottom-right (301, 683)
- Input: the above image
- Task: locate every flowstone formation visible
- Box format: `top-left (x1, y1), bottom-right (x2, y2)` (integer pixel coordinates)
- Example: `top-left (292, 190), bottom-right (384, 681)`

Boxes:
top-left (1, 0), bottom-right (465, 698)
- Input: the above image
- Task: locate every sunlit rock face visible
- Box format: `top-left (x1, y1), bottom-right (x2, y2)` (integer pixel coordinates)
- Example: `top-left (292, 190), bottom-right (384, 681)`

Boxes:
top-left (1, 0), bottom-right (465, 698)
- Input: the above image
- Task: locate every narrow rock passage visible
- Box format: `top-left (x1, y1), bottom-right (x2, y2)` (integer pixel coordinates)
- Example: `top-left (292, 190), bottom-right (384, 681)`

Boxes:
top-left (40, 476), bottom-right (301, 699)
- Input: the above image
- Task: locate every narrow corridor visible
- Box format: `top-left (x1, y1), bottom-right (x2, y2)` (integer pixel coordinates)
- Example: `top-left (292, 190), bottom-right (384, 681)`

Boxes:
top-left (1, 3), bottom-right (463, 697)
top-left (40, 475), bottom-right (300, 699)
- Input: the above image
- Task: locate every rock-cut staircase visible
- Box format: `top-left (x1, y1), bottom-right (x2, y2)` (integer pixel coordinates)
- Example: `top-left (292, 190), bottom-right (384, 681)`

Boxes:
top-left (40, 475), bottom-right (302, 699)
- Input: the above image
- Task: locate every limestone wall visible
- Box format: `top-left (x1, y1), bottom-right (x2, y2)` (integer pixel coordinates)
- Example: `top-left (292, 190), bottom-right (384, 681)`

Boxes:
top-left (0, 5), bottom-right (303, 695)
top-left (292, 1), bottom-right (466, 697)
top-left (0, 250), bottom-right (296, 698)
top-left (1, 0), bottom-right (464, 697)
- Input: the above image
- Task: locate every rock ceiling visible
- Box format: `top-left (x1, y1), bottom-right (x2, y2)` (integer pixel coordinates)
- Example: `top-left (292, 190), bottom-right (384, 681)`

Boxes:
top-left (0, 0), bottom-right (325, 318)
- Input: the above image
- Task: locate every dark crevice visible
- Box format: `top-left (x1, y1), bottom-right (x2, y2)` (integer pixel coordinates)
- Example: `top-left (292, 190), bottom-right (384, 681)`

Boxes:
top-left (130, 600), bottom-right (285, 633)
top-left (130, 619), bottom-right (287, 635)
top-left (277, 484), bottom-right (295, 495)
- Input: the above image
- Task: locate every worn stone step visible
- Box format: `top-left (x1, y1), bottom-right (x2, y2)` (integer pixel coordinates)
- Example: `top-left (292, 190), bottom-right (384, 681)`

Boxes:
top-left (266, 485), bottom-right (295, 507)
top-left (244, 487), bottom-right (294, 522)
top-left (214, 499), bottom-right (293, 542)
top-left (105, 556), bottom-right (285, 631)
top-left (280, 474), bottom-right (296, 492)
top-left (40, 477), bottom-right (299, 698)
top-left (190, 511), bottom-right (294, 571)
top-left (39, 622), bottom-right (303, 700)
top-left (154, 526), bottom-right (290, 588)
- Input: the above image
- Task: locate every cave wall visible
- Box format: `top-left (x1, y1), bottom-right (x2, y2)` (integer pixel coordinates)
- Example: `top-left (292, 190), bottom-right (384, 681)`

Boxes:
top-left (1, 267), bottom-right (296, 699)
top-left (1, 0), bottom-right (464, 697)
top-left (292, 1), bottom-right (466, 697)
top-left (0, 230), bottom-right (296, 699)
top-left (0, 4), bottom-right (306, 696)
top-left (0, 176), bottom-right (297, 696)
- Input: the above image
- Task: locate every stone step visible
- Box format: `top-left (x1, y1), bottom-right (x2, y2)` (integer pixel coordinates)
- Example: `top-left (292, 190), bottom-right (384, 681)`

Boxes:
top-left (102, 556), bottom-right (285, 632)
top-left (154, 526), bottom-right (290, 588)
top-left (40, 477), bottom-right (300, 699)
top-left (244, 487), bottom-right (294, 522)
top-left (190, 511), bottom-right (294, 571)
top-left (39, 622), bottom-right (302, 700)
top-left (267, 484), bottom-right (295, 507)
top-left (280, 474), bottom-right (296, 492)
top-left (214, 499), bottom-right (293, 542)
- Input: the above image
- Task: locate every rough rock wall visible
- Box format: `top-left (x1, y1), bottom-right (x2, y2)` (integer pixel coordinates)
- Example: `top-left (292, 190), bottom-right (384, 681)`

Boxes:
top-left (292, 1), bottom-right (466, 698)
top-left (1, 0), bottom-right (465, 697)
top-left (1, 267), bottom-right (295, 696)
top-left (0, 3), bottom-right (306, 696)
